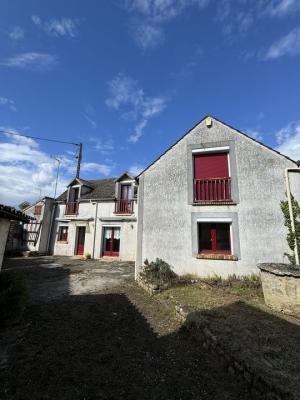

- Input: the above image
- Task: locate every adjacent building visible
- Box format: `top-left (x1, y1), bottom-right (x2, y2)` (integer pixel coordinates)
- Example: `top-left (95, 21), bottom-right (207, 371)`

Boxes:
top-left (52, 173), bottom-right (137, 261)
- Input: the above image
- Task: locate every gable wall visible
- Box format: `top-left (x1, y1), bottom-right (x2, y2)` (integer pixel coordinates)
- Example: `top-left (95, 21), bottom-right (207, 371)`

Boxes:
top-left (137, 118), bottom-right (299, 277)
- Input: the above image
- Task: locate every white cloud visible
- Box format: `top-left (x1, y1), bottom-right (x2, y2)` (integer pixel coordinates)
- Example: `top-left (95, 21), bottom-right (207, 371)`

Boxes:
top-left (276, 121), bottom-right (300, 160)
top-left (0, 52), bottom-right (57, 71)
top-left (264, 27), bottom-right (300, 60)
top-left (84, 114), bottom-right (97, 129)
top-left (32, 15), bottom-right (79, 37)
top-left (89, 137), bottom-right (115, 154)
top-left (133, 23), bottom-right (164, 49)
top-left (106, 73), bottom-right (167, 142)
top-left (9, 26), bottom-right (24, 40)
top-left (81, 162), bottom-right (113, 176)
top-left (123, 0), bottom-right (210, 48)
top-left (265, 0), bottom-right (300, 17)
top-left (129, 164), bottom-right (144, 176)
top-left (0, 97), bottom-right (16, 112)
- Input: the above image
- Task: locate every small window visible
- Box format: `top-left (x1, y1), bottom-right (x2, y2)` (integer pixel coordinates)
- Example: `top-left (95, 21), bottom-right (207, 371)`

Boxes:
top-left (34, 205), bottom-right (42, 215)
top-left (58, 226), bottom-right (68, 242)
top-left (198, 223), bottom-right (231, 254)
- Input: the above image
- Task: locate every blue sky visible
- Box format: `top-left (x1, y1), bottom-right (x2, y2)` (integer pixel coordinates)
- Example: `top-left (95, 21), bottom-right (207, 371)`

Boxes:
top-left (1, 0), bottom-right (300, 206)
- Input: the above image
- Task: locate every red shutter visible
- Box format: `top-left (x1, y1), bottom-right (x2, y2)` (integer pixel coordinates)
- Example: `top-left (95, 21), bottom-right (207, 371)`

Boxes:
top-left (194, 153), bottom-right (229, 179)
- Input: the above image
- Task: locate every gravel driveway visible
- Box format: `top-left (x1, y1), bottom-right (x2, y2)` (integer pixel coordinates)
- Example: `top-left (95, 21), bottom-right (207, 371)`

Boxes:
top-left (3, 256), bottom-right (134, 301)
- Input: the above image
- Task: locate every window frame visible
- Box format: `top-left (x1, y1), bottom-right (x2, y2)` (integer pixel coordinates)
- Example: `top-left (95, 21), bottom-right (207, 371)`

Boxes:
top-left (58, 226), bottom-right (69, 242)
top-left (198, 222), bottom-right (232, 255)
top-left (34, 205), bottom-right (43, 215)
top-left (187, 141), bottom-right (239, 205)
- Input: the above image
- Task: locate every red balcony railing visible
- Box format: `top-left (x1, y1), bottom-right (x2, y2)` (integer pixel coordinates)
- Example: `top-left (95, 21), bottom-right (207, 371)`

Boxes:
top-left (115, 199), bottom-right (134, 214)
top-left (194, 178), bottom-right (232, 202)
top-left (65, 202), bottom-right (79, 215)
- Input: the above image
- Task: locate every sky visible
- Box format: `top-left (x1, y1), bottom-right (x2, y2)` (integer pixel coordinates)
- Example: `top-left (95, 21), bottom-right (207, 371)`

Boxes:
top-left (0, 0), bottom-right (300, 206)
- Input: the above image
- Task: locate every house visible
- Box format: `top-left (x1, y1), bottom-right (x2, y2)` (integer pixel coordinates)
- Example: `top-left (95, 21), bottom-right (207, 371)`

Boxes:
top-left (20, 197), bottom-right (55, 254)
top-left (52, 173), bottom-right (137, 260)
top-left (135, 115), bottom-right (300, 278)
top-left (0, 204), bottom-right (29, 270)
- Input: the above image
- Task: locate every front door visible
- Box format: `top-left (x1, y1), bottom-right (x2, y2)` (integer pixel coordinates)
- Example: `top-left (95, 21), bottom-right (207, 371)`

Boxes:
top-left (102, 227), bottom-right (120, 257)
top-left (76, 226), bottom-right (86, 255)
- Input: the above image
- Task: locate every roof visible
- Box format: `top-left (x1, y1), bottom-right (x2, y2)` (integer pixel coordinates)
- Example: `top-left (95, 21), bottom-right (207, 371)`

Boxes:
top-left (137, 114), bottom-right (298, 178)
top-left (0, 204), bottom-right (30, 222)
top-left (56, 178), bottom-right (117, 201)
top-left (23, 196), bottom-right (54, 212)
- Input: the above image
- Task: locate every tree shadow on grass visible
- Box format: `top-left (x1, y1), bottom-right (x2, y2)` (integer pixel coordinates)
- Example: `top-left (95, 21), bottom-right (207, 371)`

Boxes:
top-left (1, 293), bottom-right (251, 400)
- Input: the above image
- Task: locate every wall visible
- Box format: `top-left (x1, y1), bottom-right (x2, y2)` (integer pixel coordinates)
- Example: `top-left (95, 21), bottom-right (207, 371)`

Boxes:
top-left (53, 199), bottom-right (137, 261)
top-left (0, 218), bottom-right (11, 270)
top-left (136, 117), bottom-right (300, 278)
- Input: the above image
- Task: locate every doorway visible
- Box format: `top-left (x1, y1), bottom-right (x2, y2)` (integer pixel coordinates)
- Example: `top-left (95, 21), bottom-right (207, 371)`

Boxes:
top-left (76, 226), bottom-right (86, 256)
top-left (102, 227), bottom-right (120, 257)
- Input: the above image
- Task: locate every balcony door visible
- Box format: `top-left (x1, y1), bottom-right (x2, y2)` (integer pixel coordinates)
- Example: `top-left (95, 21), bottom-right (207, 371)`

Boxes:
top-left (102, 227), bottom-right (120, 257)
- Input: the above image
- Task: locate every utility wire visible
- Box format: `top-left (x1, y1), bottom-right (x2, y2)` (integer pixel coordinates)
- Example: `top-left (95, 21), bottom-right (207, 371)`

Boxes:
top-left (0, 129), bottom-right (80, 146)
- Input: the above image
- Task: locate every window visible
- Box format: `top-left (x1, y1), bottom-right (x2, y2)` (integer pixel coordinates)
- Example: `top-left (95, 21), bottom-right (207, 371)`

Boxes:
top-left (198, 223), bottom-right (231, 254)
top-left (193, 152), bottom-right (231, 202)
top-left (34, 205), bottom-right (42, 215)
top-left (58, 226), bottom-right (68, 242)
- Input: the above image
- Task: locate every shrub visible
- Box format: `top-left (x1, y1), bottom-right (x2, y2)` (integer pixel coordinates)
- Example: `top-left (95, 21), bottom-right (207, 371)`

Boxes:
top-left (281, 195), bottom-right (300, 264)
top-left (0, 272), bottom-right (28, 326)
top-left (141, 258), bottom-right (177, 283)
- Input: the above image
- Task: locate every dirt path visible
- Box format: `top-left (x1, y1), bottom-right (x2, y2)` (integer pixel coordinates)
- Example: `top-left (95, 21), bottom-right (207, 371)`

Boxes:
top-left (0, 260), bottom-right (251, 399)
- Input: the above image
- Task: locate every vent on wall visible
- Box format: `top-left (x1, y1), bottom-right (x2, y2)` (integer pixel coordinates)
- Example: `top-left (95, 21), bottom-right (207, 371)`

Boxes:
top-left (206, 117), bottom-right (212, 128)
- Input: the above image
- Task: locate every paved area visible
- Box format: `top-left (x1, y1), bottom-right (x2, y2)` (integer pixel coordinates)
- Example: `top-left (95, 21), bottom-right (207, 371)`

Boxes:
top-left (3, 256), bottom-right (134, 300)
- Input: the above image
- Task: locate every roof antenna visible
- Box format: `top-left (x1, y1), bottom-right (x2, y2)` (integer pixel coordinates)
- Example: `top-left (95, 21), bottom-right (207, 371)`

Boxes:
top-left (76, 143), bottom-right (82, 178)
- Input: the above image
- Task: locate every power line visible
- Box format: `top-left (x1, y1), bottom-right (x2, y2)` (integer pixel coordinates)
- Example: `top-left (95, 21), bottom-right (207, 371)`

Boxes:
top-left (0, 129), bottom-right (80, 146)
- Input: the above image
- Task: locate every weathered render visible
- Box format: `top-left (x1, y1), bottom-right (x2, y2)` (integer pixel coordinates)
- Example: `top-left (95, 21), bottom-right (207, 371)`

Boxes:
top-left (136, 116), bottom-right (300, 278)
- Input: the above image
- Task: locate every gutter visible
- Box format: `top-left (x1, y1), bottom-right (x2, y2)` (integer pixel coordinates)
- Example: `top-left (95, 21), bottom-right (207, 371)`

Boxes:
top-left (285, 167), bottom-right (300, 265)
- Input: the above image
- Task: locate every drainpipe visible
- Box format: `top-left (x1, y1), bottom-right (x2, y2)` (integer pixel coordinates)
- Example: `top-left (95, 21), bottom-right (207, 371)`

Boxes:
top-left (46, 201), bottom-right (57, 255)
top-left (91, 201), bottom-right (98, 259)
top-left (285, 167), bottom-right (300, 265)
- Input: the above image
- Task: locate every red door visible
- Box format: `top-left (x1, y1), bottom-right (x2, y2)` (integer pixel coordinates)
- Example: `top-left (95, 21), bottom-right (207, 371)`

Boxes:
top-left (103, 227), bottom-right (120, 257)
top-left (76, 227), bottom-right (85, 255)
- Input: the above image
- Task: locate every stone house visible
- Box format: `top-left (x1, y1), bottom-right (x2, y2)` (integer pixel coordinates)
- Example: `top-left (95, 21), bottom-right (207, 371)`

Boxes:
top-left (135, 116), bottom-right (300, 278)
top-left (52, 173), bottom-right (137, 260)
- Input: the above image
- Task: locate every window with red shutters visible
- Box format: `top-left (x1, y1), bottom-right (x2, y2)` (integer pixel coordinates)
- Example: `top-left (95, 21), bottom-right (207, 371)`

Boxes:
top-left (198, 223), bottom-right (231, 255)
top-left (193, 152), bottom-right (231, 202)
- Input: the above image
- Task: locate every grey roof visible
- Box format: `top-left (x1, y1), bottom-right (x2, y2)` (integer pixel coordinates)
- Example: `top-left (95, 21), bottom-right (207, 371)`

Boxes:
top-left (56, 178), bottom-right (116, 201)
top-left (0, 204), bottom-right (30, 222)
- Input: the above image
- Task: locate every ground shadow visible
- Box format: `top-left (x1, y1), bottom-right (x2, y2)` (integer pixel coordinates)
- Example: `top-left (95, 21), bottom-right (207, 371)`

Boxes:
top-left (186, 301), bottom-right (300, 397)
top-left (0, 291), bottom-right (251, 400)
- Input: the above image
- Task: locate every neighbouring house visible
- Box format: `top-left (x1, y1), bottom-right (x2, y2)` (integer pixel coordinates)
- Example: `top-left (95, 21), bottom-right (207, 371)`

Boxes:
top-left (52, 173), bottom-right (137, 260)
top-left (6, 197), bottom-right (55, 254)
top-left (0, 204), bottom-right (29, 270)
top-left (135, 115), bottom-right (300, 278)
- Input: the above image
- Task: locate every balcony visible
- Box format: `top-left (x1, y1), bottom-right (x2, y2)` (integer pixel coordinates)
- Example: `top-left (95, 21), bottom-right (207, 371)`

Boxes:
top-left (65, 201), bottom-right (79, 215)
top-left (114, 199), bottom-right (134, 214)
top-left (194, 178), bottom-right (232, 203)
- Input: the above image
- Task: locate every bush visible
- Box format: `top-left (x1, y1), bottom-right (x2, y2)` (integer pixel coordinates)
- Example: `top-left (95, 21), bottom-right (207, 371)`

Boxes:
top-left (0, 272), bottom-right (28, 326)
top-left (141, 258), bottom-right (177, 283)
